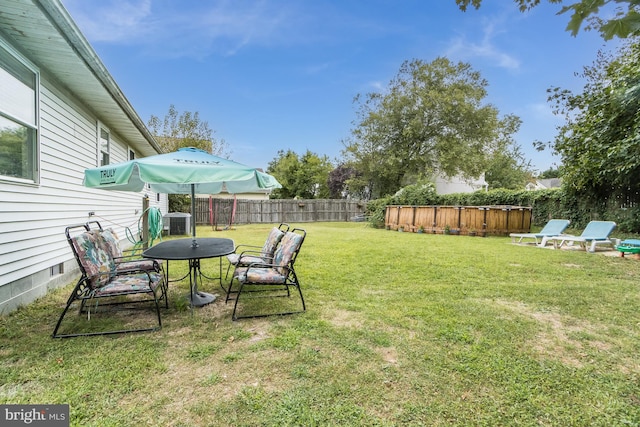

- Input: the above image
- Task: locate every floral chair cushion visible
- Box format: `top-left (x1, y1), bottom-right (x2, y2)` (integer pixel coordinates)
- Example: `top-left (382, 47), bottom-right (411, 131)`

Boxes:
top-left (228, 254), bottom-right (269, 266)
top-left (70, 231), bottom-right (115, 288)
top-left (272, 232), bottom-right (303, 271)
top-left (93, 272), bottom-right (164, 297)
top-left (234, 267), bottom-right (287, 284)
top-left (100, 228), bottom-right (160, 273)
top-left (116, 259), bottom-right (160, 272)
top-left (227, 227), bottom-right (285, 266)
top-left (262, 227), bottom-right (285, 256)
top-left (101, 228), bottom-right (123, 258)
top-left (235, 231), bottom-right (304, 283)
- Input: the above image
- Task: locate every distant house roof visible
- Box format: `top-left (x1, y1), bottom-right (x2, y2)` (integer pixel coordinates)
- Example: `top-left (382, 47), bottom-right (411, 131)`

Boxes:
top-left (538, 178), bottom-right (561, 188)
top-left (525, 178), bottom-right (562, 191)
top-left (0, 0), bottom-right (161, 157)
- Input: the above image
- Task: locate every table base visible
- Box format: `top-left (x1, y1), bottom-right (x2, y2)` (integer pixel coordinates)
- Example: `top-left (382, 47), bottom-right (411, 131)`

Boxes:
top-left (186, 290), bottom-right (217, 306)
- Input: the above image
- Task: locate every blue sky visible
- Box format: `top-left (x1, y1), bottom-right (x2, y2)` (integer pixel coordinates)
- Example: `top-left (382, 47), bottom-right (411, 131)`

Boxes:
top-left (61, 0), bottom-right (619, 174)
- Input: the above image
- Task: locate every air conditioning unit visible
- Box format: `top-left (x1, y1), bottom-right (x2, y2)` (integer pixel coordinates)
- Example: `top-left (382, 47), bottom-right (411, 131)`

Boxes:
top-left (163, 213), bottom-right (191, 236)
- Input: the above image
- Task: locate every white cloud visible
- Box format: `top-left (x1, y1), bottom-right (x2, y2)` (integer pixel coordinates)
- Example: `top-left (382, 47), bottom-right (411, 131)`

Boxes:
top-left (368, 81), bottom-right (385, 92)
top-left (304, 62), bottom-right (332, 75)
top-left (445, 18), bottom-right (520, 71)
top-left (62, 0), bottom-right (296, 58)
top-left (528, 102), bottom-right (556, 121)
top-left (62, 0), bottom-right (153, 42)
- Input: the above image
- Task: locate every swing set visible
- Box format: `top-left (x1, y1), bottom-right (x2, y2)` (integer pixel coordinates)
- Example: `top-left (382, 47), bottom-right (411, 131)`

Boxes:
top-left (209, 195), bottom-right (237, 231)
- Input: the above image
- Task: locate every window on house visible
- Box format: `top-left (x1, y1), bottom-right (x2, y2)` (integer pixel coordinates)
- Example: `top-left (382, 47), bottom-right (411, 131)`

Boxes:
top-left (0, 43), bottom-right (38, 183)
top-left (129, 148), bottom-right (135, 160)
top-left (99, 126), bottom-right (110, 166)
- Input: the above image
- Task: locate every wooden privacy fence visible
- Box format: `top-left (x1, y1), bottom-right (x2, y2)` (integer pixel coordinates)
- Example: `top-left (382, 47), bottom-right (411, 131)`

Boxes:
top-left (385, 205), bottom-right (532, 236)
top-left (193, 198), bottom-right (366, 226)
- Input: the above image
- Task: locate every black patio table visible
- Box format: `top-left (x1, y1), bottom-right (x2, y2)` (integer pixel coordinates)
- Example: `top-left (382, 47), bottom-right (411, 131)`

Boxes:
top-left (142, 237), bottom-right (235, 307)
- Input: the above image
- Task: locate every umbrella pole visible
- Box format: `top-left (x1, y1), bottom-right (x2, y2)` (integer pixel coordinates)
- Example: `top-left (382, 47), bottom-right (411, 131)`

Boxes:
top-left (191, 184), bottom-right (198, 248)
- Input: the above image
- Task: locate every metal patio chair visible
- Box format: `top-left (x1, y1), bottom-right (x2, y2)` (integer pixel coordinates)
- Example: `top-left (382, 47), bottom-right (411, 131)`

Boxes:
top-left (52, 224), bottom-right (167, 338)
top-left (230, 228), bottom-right (306, 320)
top-left (224, 223), bottom-right (289, 298)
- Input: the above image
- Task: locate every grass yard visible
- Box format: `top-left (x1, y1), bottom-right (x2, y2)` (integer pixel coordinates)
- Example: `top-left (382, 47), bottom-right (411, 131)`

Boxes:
top-left (1, 222), bottom-right (640, 426)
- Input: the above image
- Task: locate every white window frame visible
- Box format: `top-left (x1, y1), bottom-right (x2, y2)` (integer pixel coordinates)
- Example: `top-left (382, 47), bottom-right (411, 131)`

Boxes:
top-left (128, 148), bottom-right (135, 161)
top-left (0, 38), bottom-right (40, 185)
top-left (98, 122), bottom-right (110, 166)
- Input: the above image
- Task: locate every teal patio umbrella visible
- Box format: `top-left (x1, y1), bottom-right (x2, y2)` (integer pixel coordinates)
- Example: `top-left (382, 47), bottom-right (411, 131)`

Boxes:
top-left (84, 147), bottom-right (281, 246)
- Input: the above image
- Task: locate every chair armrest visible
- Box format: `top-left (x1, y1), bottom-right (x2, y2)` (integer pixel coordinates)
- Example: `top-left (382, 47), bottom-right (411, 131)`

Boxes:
top-left (113, 257), bottom-right (162, 272)
top-left (238, 249), bottom-right (271, 258)
top-left (120, 265), bottom-right (152, 275)
top-left (233, 244), bottom-right (262, 253)
top-left (236, 252), bottom-right (274, 270)
top-left (240, 250), bottom-right (274, 262)
top-left (246, 261), bottom-right (277, 269)
top-left (118, 248), bottom-right (145, 259)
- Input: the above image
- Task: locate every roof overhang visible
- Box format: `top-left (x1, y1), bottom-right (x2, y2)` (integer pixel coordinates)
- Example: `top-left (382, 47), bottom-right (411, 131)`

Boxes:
top-left (0, 0), bottom-right (162, 157)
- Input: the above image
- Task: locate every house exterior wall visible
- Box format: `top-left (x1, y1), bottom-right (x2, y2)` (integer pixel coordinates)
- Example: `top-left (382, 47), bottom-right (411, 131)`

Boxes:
top-left (0, 42), bottom-right (166, 314)
top-left (434, 173), bottom-right (488, 195)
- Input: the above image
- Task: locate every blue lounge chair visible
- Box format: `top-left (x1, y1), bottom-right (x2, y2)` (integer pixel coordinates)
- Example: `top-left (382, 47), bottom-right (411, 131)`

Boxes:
top-left (510, 219), bottom-right (571, 247)
top-left (550, 220), bottom-right (617, 253)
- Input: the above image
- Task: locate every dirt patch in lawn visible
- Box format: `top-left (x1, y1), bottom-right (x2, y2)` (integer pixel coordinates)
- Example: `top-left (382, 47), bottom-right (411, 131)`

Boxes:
top-left (377, 347), bottom-right (399, 365)
top-left (327, 308), bottom-right (366, 329)
top-left (491, 299), bottom-right (610, 369)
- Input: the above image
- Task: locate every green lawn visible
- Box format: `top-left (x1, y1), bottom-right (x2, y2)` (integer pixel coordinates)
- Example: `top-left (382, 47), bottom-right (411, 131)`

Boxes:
top-left (1, 222), bottom-right (640, 426)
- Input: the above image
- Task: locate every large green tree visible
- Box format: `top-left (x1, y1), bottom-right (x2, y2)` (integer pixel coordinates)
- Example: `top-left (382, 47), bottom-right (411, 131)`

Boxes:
top-left (485, 144), bottom-right (534, 190)
top-left (147, 105), bottom-right (229, 212)
top-left (328, 163), bottom-right (357, 199)
top-left (343, 57), bottom-right (520, 198)
top-left (267, 149), bottom-right (333, 199)
top-left (539, 167), bottom-right (562, 178)
top-left (147, 104), bottom-right (229, 156)
top-left (548, 40), bottom-right (640, 200)
top-left (484, 115), bottom-right (534, 189)
top-left (455, 0), bottom-right (640, 40)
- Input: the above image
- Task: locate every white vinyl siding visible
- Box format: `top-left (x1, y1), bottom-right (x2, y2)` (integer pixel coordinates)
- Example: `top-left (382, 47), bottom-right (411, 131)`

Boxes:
top-left (0, 3), bottom-right (167, 315)
top-left (0, 76), bottom-right (167, 312)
